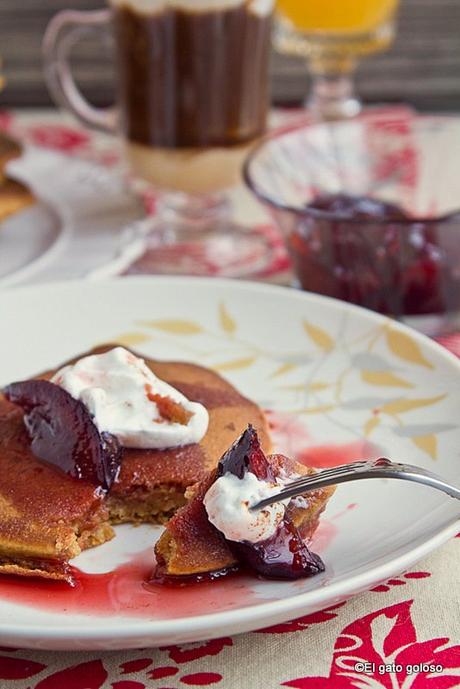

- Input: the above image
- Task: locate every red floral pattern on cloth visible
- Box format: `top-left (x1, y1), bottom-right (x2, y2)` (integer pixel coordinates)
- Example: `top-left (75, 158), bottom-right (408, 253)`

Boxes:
top-left (0, 110), bottom-right (14, 131)
top-left (34, 660), bottom-right (108, 689)
top-left (119, 659), bottom-right (153, 674)
top-left (148, 666), bottom-right (178, 680)
top-left (283, 600), bottom-right (460, 689)
top-left (371, 570), bottom-right (432, 593)
top-left (0, 109), bottom-right (459, 688)
top-left (160, 639), bottom-right (233, 664)
top-left (0, 656), bottom-right (46, 680)
top-left (25, 124), bottom-right (91, 152)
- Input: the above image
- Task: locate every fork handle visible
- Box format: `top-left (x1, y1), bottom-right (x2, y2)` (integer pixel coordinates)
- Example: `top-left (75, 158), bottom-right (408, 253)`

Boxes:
top-left (306, 460), bottom-right (460, 500)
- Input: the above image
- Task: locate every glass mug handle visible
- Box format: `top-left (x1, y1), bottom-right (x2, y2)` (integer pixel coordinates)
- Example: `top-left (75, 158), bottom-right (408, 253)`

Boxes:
top-left (43, 9), bottom-right (117, 134)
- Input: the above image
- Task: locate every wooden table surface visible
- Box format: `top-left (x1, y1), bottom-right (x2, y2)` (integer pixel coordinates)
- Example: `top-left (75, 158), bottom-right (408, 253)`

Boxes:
top-left (1, 0), bottom-right (459, 111)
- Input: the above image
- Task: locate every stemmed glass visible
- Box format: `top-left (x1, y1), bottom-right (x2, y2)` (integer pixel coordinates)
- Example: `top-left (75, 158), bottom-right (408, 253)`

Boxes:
top-left (274, 0), bottom-right (400, 120)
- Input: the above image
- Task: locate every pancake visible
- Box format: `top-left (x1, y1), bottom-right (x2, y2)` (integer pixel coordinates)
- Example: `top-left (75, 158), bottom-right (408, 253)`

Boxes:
top-left (0, 133), bottom-right (35, 223)
top-left (0, 133), bottom-right (21, 174)
top-left (155, 452), bottom-right (334, 579)
top-left (0, 178), bottom-right (35, 223)
top-left (0, 345), bottom-right (270, 581)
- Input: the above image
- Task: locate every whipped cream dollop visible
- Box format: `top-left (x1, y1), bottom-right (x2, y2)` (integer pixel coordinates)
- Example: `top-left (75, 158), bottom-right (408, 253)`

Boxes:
top-left (203, 471), bottom-right (292, 543)
top-left (51, 347), bottom-right (209, 449)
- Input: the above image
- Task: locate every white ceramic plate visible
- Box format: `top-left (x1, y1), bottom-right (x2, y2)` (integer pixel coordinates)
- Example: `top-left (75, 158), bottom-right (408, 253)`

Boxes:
top-left (0, 202), bottom-right (62, 286)
top-left (0, 277), bottom-right (459, 651)
top-left (2, 148), bottom-right (144, 285)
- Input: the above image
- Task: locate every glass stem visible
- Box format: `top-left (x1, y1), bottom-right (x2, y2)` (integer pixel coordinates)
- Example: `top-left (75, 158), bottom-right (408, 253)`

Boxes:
top-left (156, 191), bottom-right (231, 237)
top-left (306, 60), bottom-right (361, 120)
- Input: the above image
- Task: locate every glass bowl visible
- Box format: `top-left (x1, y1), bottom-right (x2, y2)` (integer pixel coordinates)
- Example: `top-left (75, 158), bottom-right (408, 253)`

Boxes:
top-left (244, 113), bottom-right (460, 335)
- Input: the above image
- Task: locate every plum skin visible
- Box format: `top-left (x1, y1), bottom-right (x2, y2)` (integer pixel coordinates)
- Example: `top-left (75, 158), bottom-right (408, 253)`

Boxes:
top-left (4, 379), bottom-right (121, 491)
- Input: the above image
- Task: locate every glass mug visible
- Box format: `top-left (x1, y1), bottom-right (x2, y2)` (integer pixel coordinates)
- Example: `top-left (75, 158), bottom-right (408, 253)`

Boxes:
top-left (43, 0), bottom-right (274, 276)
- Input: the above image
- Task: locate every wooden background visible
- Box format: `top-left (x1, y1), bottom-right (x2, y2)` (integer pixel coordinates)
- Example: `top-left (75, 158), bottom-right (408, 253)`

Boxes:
top-left (1, 0), bottom-right (459, 111)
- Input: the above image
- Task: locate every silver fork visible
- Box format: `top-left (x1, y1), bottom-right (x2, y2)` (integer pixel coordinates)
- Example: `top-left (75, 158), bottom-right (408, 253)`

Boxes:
top-left (251, 458), bottom-right (460, 511)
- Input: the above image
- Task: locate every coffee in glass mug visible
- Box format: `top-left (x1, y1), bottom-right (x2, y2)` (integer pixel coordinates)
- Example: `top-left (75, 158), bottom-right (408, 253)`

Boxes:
top-left (44, 0), bottom-right (274, 193)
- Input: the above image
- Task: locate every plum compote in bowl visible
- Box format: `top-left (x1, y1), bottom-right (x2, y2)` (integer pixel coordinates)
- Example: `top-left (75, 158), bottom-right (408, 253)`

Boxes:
top-left (244, 114), bottom-right (460, 335)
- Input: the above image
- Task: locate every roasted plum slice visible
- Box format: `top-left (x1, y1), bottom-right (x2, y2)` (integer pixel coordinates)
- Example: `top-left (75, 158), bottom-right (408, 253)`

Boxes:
top-left (217, 425), bottom-right (325, 579)
top-left (230, 517), bottom-right (324, 579)
top-left (217, 423), bottom-right (274, 481)
top-left (4, 380), bottom-right (121, 491)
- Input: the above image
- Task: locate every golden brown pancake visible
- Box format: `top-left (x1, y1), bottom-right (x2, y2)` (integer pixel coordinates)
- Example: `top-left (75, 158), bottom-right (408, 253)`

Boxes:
top-left (0, 133), bottom-right (35, 223)
top-left (0, 345), bottom-right (270, 581)
top-left (0, 178), bottom-right (35, 223)
top-left (155, 453), bottom-right (334, 579)
top-left (0, 133), bottom-right (21, 173)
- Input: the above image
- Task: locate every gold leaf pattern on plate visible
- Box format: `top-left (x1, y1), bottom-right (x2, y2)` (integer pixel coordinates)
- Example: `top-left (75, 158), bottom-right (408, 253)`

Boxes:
top-left (123, 305), bottom-right (449, 470)
top-left (112, 332), bottom-right (150, 347)
top-left (381, 394), bottom-right (446, 415)
top-left (138, 319), bottom-right (203, 335)
top-left (308, 381), bottom-right (331, 392)
top-left (412, 434), bottom-right (437, 460)
top-left (300, 404), bottom-right (336, 414)
top-left (213, 356), bottom-right (257, 372)
top-left (364, 416), bottom-right (380, 437)
top-left (385, 327), bottom-right (433, 369)
top-left (270, 362), bottom-right (297, 379)
top-left (361, 370), bottom-right (414, 389)
top-left (219, 302), bottom-right (237, 335)
top-left (303, 321), bottom-right (334, 352)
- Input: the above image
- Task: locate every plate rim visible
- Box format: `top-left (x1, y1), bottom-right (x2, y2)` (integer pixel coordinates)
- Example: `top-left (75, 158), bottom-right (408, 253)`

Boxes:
top-left (0, 201), bottom-right (70, 287)
top-left (1, 276), bottom-right (459, 647)
top-left (3, 274), bottom-right (460, 371)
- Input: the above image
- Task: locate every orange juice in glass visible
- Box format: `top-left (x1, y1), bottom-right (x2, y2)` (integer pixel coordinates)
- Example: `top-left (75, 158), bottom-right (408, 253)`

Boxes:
top-left (275, 0), bottom-right (400, 118)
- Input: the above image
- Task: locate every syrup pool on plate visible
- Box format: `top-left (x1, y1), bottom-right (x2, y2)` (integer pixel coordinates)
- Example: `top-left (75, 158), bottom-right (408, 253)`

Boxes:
top-left (0, 518), bottom-right (341, 620)
top-left (0, 517), bottom-right (340, 620)
top-left (0, 547), bottom-right (261, 619)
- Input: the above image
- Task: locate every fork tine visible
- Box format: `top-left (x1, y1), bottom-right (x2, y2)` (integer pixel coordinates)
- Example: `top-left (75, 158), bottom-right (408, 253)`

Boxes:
top-left (250, 457), bottom-right (460, 511)
top-left (293, 460), bottom-right (367, 483)
top-left (261, 464), bottom-right (359, 502)
top-left (251, 461), bottom-right (377, 511)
